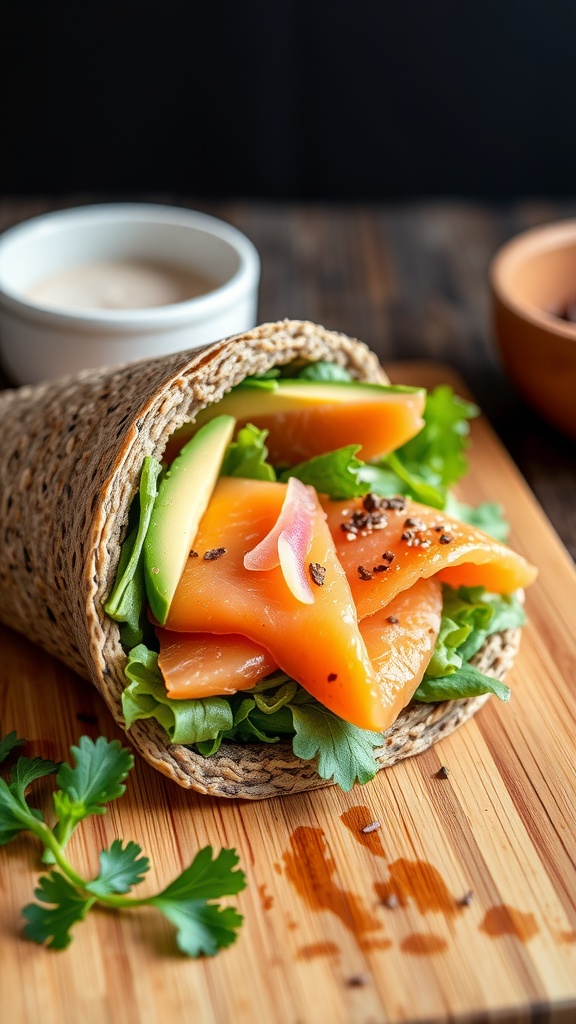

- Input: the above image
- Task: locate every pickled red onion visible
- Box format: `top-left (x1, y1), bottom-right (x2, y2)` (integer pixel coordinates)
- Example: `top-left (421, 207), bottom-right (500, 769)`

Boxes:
top-left (243, 477), bottom-right (319, 604)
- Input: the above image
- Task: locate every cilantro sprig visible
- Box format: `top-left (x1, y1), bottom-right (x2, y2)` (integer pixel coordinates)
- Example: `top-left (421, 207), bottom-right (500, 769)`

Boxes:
top-left (0, 732), bottom-right (245, 955)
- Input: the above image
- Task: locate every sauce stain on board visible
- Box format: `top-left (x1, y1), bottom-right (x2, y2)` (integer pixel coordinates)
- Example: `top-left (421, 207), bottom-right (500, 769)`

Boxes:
top-left (554, 929), bottom-right (576, 944)
top-left (283, 826), bottom-right (382, 939)
top-left (340, 806), bottom-right (386, 858)
top-left (480, 905), bottom-right (539, 942)
top-left (401, 933), bottom-right (448, 955)
top-left (297, 941), bottom-right (340, 961)
top-left (259, 883), bottom-right (273, 911)
top-left (374, 858), bottom-right (461, 917)
top-left (359, 936), bottom-right (393, 951)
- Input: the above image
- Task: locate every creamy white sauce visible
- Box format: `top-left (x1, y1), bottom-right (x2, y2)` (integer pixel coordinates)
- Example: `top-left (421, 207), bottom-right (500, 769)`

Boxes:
top-left (25, 260), bottom-right (217, 310)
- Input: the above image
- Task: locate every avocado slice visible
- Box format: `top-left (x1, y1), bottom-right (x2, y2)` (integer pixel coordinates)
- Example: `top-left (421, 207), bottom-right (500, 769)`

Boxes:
top-left (144, 414), bottom-right (236, 625)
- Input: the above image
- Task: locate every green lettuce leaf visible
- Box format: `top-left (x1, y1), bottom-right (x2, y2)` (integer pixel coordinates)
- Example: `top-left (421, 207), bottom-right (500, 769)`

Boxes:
top-left (280, 445), bottom-right (370, 499)
top-left (122, 645), bottom-right (234, 746)
top-left (295, 361), bottom-right (352, 382)
top-left (121, 582), bottom-right (523, 790)
top-left (364, 385), bottom-right (479, 508)
top-left (413, 585), bottom-right (525, 701)
top-left (444, 495), bottom-right (510, 542)
top-left (121, 654), bottom-right (380, 790)
top-left (220, 423), bottom-right (276, 481)
top-left (243, 362), bottom-right (352, 383)
top-left (104, 457), bottom-right (162, 648)
top-left (398, 385), bottom-right (479, 489)
top-left (358, 456), bottom-right (446, 508)
top-left (413, 663), bottom-right (511, 703)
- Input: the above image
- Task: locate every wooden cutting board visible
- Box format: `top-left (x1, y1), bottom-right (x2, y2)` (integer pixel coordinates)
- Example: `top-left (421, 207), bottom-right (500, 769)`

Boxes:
top-left (1, 362), bottom-right (575, 1024)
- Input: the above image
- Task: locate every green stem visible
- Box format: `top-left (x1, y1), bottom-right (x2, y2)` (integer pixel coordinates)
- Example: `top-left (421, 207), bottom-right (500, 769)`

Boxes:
top-left (41, 817), bottom-right (78, 864)
top-left (32, 821), bottom-right (87, 890)
top-left (89, 892), bottom-right (154, 909)
top-left (31, 819), bottom-right (154, 909)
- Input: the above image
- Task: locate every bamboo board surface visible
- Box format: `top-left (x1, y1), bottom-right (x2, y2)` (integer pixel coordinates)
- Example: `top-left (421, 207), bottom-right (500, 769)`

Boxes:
top-left (1, 361), bottom-right (575, 1024)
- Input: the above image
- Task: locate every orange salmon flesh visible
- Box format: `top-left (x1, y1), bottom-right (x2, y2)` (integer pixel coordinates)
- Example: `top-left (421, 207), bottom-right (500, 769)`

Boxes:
top-left (157, 480), bottom-right (536, 731)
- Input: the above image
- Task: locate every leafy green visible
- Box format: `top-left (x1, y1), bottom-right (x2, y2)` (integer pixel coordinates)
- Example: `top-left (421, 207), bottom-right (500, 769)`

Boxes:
top-left (439, 586), bottom-right (524, 664)
top-left (10, 755), bottom-right (61, 803)
top-left (0, 778), bottom-right (37, 845)
top-left (23, 872), bottom-right (94, 950)
top-left (0, 754), bottom-right (60, 845)
top-left (444, 495), bottom-right (510, 542)
top-left (50, 736), bottom-right (133, 854)
top-left (295, 361), bottom-right (352, 382)
top-left (123, 645), bottom-right (233, 746)
top-left (413, 585), bottom-right (525, 703)
top-left (413, 664), bottom-right (511, 703)
top-left (119, 580), bottom-right (525, 789)
top-left (221, 423), bottom-right (276, 481)
top-left (0, 730), bottom-right (25, 764)
top-left (86, 840), bottom-right (150, 897)
top-left (364, 385), bottom-right (479, 508)
top-left (290, 699), bottom-right (382, 791)
top-left (358, 455), bottom-right (446, 508)
top-left (399, 385), bottom-right (479, 489)
top-left (0, 731), bottom-right (245, 958)
top-left (151, 846), bottom-right (247, 956)
top-left (280, 445), bottom-right (370, 499)
top-left (104, 457), bottom-right (162, 647)
top-left (121, 658), bottom-right (382, 791)
top-left (56, 736), bottom-right (133, 815)
top-left (156, 845), bottom-right (245, 902)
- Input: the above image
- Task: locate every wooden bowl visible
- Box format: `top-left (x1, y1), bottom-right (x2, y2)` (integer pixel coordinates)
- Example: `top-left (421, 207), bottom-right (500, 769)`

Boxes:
top-left (490, 220), bottom-right (576, 440)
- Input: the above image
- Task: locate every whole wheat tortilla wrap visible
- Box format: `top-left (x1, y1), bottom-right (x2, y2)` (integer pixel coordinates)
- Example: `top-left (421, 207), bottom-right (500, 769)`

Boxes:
top-left (0, 319), bottom-right (521, 798)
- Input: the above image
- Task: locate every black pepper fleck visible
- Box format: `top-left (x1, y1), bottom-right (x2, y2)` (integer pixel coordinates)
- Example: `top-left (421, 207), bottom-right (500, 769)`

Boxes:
top-left (435, 765), bottom-right (450, 779)
top-left (327, 672), bottom-right (338, 682)
top-left (309, 562), bottom-right (327, 587)
top-left (203, 547), bottom-right (226, 561)
top-left (386, 614), bottom-right (399, 624)
top-left (439, 533), bottom-right (453, 545)
top-left (189, 549), bottom-right (199, 558)
top-left (357, 566), bottom-right (373, 581)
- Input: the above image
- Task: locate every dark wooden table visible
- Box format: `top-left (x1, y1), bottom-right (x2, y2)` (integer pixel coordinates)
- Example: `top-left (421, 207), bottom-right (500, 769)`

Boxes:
top-left (1, 196), bottom-right (575, 560)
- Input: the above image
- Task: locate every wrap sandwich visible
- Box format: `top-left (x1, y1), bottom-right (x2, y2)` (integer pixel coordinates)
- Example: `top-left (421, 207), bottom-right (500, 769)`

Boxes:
top-left (0, 320), bottom-right (536, 798)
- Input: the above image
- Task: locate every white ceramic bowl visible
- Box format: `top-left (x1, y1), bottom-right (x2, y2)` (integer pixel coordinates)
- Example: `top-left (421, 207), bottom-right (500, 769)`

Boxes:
top-left (0, 204), bottom-right (260, 384)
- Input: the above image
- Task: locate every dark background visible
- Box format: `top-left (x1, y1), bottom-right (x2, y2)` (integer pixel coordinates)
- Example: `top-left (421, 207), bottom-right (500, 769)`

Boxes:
top-left (2, 0), bottom-right (576, 199)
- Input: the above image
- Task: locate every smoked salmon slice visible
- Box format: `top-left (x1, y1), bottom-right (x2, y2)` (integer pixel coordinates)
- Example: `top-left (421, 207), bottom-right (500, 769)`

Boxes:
top-left (157, 630), bottom-right (278, 699)
top-left (158, 576), bottom-right (442, 730)
top-left (164, 385), bottom-right (426, 466)
top-left (325, 494), bottom-right (537, 620)
top-left (164, 477), bottom-right (385, 730)
top-left (360, 577), bottom-right (442, 727)
top-left (160, 483), bottom-right (535, 731)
